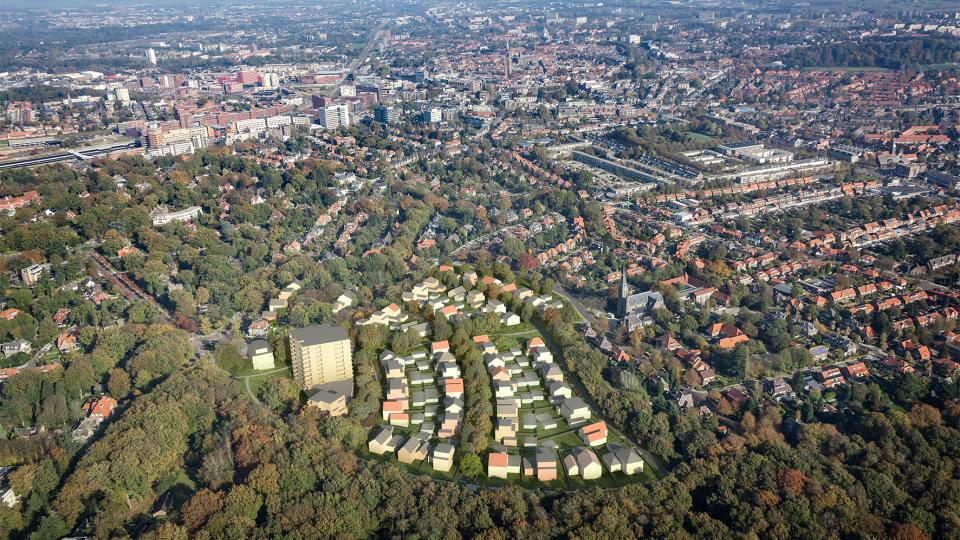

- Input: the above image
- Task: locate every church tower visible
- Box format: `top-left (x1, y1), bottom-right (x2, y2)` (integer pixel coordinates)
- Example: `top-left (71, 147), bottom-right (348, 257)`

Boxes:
top-left (616, 269), bottom-right (631, 318)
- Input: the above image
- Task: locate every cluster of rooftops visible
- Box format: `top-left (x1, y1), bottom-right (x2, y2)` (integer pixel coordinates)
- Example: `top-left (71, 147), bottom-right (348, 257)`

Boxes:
top-left (363, 264), bottom-right (645, 484)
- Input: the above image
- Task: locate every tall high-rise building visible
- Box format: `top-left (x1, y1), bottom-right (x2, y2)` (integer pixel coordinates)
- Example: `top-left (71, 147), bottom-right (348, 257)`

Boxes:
top-left (319, 104), bottom-right (351, 130)
top-left (374, 105), bottom-right (399, 125)
top-left (288, 325), bottom-right (353, 390)
top-left (146, 48), bottom-right (157, 66)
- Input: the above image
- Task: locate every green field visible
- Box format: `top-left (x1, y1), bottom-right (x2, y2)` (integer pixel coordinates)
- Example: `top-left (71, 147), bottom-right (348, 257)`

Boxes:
top-left (688, 132), bottom-right (718, 143)
top-left (246, 366), bottom-right (293, 396)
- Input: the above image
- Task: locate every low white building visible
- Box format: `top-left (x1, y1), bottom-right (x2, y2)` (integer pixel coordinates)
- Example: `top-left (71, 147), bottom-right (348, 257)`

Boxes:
top-left (248, 340), bottom-right (275, 370)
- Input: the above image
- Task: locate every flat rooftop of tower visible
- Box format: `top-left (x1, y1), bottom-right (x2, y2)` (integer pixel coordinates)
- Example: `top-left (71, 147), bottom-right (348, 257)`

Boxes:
top-left (289, 324), bottom-right (349, 347)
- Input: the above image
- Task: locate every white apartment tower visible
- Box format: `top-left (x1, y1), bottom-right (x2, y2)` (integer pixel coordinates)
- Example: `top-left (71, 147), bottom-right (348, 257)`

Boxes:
top-left (319, 104), bottom-right (351, 130)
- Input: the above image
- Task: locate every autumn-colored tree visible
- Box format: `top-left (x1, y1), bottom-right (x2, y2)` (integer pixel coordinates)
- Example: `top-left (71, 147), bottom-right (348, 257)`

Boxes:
top-left (107, 368), bottom-right (131, 397)
top-left (778, 468), bottom-right (807, 498)
top-left (180, 489), bottom-right (225, 531)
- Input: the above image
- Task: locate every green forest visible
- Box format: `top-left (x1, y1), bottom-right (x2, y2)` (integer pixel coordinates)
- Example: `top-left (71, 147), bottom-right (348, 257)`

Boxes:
top-left (781, 37), bottom-right (960, 70)
top-left (0, 314), bottom-right (956, 538)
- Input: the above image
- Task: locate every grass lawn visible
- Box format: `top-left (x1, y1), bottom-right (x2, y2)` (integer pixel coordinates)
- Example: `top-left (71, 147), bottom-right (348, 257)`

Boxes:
top-left (161, 469), bottom-right (198, 507)
top-left (247, 366), bottom-right (292, 395)
top-left (492, 332), bottom-right (537, 352)
top-left (546, 429), bottom-right (586, 451)
top-left (521, 473), bottom-right (567, 491)
top-left (218, 361), bottom-right (256, 376)
top-left (489, 322), bottom-right (536, 335)
top-left (483, 474), bottom-right (515, 488)
top-left (688, 132), bottom-right (717, 142)
top-left (363, 444), bottom-right (462, 482)
top-left (214, 342), bottom-right (256, 376)
top-left (919, 62), bottom-right (960, 71)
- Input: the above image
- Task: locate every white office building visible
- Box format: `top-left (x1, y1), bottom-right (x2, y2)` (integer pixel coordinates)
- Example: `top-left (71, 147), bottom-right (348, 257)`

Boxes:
top-left (319, 104), bottom-right (351, 130)
top-left (422, 108), bottom-right (443, 124)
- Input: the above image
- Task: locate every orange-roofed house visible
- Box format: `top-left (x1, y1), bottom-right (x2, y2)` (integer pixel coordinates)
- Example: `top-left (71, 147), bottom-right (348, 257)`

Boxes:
top-left (842, 362), bottom-right (870, 379)
top-left (656, 333), bottom-right (681, 351)
top-left (578, 421), bottom-right (608, 447)
top-left (82, 396), bottom-right (118, 420)
top-left (443, 378), bottom-right (465, 398)
top-left (53, 308), bottom-right (71, 326)
top-left (856, 283), bottom-right (877, 297)
top-left (0, 308), bottom-right (19, 321)
top-left (382, 400), bottom-right (407, 421)
top-left (831, 288), bottom-right (856, 302)
top-left (488, 452), bottom-right (510, 478)
top-left (488, 452), bottom-right (521, 478)
top-left (526, 337), bottom-right (545, 354)
top-left (480, 275), bottom-right (498, 286)
top-left (718, 334), bottom-right (750, 349)
top-left (875, 297), bottom-right (903, 311)
top-left (710, 324), bottom-right (746, 344)
top-left (490, 366), bottom-right (511, 382)
top-left (56, 333), bottom-right (78, 354)
top-left (431, 341), bottom-right (450, 354)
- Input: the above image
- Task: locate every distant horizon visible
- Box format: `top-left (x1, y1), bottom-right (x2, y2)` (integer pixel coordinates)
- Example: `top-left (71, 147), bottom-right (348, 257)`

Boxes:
top-left (0, 0), bottom-right (409, 7)
top-left (0, 0), bottom-right (183, 8)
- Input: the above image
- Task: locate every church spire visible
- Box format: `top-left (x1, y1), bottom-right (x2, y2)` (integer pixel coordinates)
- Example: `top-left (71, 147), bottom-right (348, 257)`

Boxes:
top-left (616, 267), bottom-right (631, 319)
top-left (619, 267), bottom-right (630, 299)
